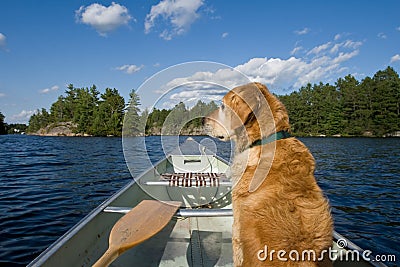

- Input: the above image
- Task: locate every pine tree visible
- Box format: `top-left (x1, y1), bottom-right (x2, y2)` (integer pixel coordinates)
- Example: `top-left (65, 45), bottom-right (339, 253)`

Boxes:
top-left (123, 89), bottom-right (142, 136)
top-left (50, 96), bottom-right (66, 122)
top-left (92, 88), bottom-right (125, 136)
top-left (162, 102), bottom-right (188, 135)
top-left (336, 75), bottom-right (362, 135)
top-left (370, 67), bottom-right (400, 135)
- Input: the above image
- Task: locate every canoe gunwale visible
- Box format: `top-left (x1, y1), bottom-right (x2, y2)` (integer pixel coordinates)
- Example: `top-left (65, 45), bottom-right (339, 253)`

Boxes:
top-left (332, 232), bottom-right (388, 267)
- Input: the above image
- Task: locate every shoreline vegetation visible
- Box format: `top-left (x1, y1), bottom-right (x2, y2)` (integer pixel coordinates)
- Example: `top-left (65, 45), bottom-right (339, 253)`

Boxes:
top-left (1, 67), bottom-right (399, 138)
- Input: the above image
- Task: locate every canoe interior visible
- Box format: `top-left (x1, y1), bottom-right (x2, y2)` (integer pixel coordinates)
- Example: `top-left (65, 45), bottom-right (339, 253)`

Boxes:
top-left (29, 138), bottom-right (384, 267)
top-left (139, 153), bottom-right (231, 208)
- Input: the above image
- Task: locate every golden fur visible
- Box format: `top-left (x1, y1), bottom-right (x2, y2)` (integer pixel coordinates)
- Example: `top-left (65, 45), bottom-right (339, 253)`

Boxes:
top-left (204, 82), bottom-right (333, 266)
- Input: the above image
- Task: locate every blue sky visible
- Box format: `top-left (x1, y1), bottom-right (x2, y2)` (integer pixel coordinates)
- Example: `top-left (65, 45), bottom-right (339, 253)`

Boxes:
top-left (0, 0), bottom-right (399, 123)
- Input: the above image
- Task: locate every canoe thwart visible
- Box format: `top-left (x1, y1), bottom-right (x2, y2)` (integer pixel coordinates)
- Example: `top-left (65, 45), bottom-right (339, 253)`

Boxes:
top-left (162, 172), bottom-right (224, 187)
top-left (176, 208), bottom-right (233, 217)
top-left (141, 172), bottom-right (232, 187)
top-left (140, 180), bottom-right (232, 187)
top-left (103, 206), bottom-right (234, 217)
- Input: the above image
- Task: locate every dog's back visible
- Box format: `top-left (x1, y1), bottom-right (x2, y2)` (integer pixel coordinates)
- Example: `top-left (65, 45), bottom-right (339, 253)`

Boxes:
top-left (232, 137), bottom-right (333, 266)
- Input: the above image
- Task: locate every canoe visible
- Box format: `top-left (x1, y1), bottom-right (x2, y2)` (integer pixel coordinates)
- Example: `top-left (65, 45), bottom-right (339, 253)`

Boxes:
top-left (28, 138), bottom-right (387, 267)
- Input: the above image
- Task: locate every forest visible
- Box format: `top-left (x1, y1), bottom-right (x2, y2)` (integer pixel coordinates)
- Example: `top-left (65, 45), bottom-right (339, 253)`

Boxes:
top-left (278, 66), bottom-right (399, 136)
top-left (25, 84), bottom-right (217, 136)
top-left (21, 66), bottom-right (400, 137)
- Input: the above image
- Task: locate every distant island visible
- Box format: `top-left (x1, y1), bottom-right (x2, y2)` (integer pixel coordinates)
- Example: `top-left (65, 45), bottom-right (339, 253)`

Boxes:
top-left (1, 66), bottom-right (399, 138)
top-left (22, 84), bottom-right (217, 137)
top-left (0, 113), bottom-right (27, 135)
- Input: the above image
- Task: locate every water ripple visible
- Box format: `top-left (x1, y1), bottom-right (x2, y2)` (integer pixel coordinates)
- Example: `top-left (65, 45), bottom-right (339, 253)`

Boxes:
top-left (302, 137), bottom-right (399, 266)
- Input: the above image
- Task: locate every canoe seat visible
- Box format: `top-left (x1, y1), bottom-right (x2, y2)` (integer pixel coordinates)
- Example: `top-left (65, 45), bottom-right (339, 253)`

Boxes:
top-left (140, 173), bottom-right (232, 187)
top-left (161, 173), bottom-right (226, 187)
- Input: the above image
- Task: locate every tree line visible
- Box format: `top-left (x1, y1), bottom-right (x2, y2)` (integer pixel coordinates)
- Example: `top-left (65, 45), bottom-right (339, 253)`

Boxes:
top-left (20, 66), bottom-right (400, 137)
top-left (26, 84), bottom-right (217, 136)
top-left (123, 94), bottom-right (218, 136)
top-left (134, 101), bottom-right (218, 135)
top-left (278, 66), bottom-right (400, 137)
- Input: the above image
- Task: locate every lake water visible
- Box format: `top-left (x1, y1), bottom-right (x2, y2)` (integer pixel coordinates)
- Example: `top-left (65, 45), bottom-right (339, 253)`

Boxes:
top-left (0, 135), bottom-right (398, 266)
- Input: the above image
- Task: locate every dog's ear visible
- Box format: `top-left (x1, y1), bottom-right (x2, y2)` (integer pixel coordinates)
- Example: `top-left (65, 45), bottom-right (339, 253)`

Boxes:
top-left (228, 93), bottom-right (251, 130)
top-left (228, 92), bottom-right (261, 130)
top-left (244, 93), bottom-right (262, 126)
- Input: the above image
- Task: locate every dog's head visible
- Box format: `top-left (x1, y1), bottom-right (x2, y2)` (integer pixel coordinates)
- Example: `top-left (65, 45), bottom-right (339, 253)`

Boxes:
top-left (204, 82), bottom-right (289, 147)
top-left (204, 82), bottom-right (290, 192)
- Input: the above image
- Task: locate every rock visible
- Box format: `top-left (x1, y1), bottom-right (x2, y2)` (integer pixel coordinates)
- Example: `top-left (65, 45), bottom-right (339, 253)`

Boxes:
top-left (32, 122), bottom-right (84, 136)
top-left (363, 131), bottom-right (374, 137)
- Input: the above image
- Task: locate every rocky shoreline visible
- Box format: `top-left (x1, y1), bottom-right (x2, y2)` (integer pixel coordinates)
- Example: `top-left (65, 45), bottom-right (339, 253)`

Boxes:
top-left (30, 122), bottom-right (90, 137)
top-left (29, 121), bottom-right (400, 138)
top-left (30, 121), bottom-right (207, 137)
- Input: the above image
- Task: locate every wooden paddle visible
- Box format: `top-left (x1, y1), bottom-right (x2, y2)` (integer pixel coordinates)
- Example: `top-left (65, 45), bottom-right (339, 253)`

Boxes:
top-left (93, 200), bottom-right (181, 267)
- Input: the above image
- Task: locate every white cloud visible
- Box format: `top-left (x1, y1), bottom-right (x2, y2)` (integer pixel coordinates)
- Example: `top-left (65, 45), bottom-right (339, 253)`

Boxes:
top-left (11, 110), bottom-right (35, 123)
top-left (40, 85), bottom-right (59, 94)
top-left (390, 54), bottom-right (400, 63)
top-left (245, 40), bottom-right (360, 89)
top-left (161, 67), bottom-right (250, 95)
top-left (294, 27), bottom-right (310, 35)
top-left (330, 40), bottom-right (362, 54)
top-left (334, 34), bottom-right (341, 41)
top-left (160, 30), bottom-right (174, 41)
top-left (237, 57), bottom-right (313, 89)
top-left (75, 2), bottom-right (132, 36)
top-left (145, 0), bottom-right (204, 40)
top-left (222, 32), bottom-right (229, 38)
top-left (155, 83), bottom-right (227, 109)
top-left (377, 32), bottom-right (387, 39)
top-left (163, 87), bottom-right (226, 109)
top-left (290, 46), bottom-right (303, 55)
top-left (0, 33), bottom-right (7, 50)
top-left (156, 37), bottom-right (363, 103)
top-left (116, 64), bottom-right (144, 74)
top-left (307, 42), bottom-right (331, 55)
top-left (342, 40), bottom-right (362, 49)
top-left (330, 43), bottom-right (340, 54)
top-left (332, 50), bottom-right (359, 64)
top-left (0, 92), bottom-right (5, 98)
top-left (397, 26), bottom-right (400, 31)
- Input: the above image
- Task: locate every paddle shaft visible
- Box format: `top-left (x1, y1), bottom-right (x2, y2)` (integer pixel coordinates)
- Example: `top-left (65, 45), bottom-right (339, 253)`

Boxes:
top-left (92, 248), bottom-right (118, 267)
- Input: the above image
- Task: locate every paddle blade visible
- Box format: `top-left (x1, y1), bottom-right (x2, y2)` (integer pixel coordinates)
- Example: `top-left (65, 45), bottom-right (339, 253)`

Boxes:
top-left (93, 200), bottom-right (181, 267)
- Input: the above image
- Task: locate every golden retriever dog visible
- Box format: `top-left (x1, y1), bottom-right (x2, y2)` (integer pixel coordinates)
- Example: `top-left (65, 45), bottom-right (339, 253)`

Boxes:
top-left (204, 82), bottom-right (333, 266)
